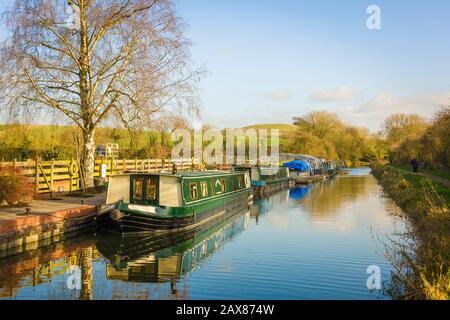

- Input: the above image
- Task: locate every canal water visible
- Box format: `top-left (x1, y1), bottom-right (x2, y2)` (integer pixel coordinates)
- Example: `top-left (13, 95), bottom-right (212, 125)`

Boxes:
top-left (0, 168), bottom-right (406, 300)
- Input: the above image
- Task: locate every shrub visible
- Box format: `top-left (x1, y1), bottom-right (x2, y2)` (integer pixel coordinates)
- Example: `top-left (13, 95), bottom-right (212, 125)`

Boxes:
top-left (0, 167), bottom-right (34, 205)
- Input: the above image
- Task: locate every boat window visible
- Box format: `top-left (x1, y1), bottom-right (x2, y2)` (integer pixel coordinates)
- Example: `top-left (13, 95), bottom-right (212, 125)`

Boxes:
top-left (220, 179), bottom-right (226, 193)
top-left (238, 176), bottom-right (243, 188)
top-left (133, 178), bottom-right (144, 199)
top-left (200, 181), bottom-right (208, 197)
top-left (147, 178), bottom-right (157, 200)
top-left (189, 183), bottom-right (198, 199)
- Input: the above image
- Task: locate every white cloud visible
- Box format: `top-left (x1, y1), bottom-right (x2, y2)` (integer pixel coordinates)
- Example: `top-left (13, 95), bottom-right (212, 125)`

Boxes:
top-left (267, 90), bottom-right (293, 101)
top-left (356, 92), bottom-right (448, 114)
top-left (338, 91), bottom-right (450, 131)
top-left (310, 86), bottom-right (358, 102)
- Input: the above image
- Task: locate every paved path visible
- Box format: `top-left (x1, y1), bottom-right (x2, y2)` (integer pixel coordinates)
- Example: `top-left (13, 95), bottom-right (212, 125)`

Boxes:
top-left (0, 193), bottom-right (106, 220)
top-left (390, 166), bottom-right (450, 188)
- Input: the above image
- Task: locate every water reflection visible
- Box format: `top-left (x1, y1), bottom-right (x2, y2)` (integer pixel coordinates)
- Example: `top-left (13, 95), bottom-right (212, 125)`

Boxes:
top-left (0, 210), bottom-right (251, 300)
top-left (0, 236), bottom-right (96, 299)
top-left (289, 185), bottom-right (313, 201)
top-left (299, 173), bottom-right (376, 219)
top-left (0, 168), bottom-right (406, 300)
top-left (97, 211), bottom-right (250, 285)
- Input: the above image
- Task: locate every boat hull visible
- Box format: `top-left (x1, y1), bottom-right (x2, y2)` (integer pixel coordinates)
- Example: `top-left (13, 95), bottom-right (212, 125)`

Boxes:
top-left (98, 189), bottom-right (252, 235)
top-left (252, 178), bottom-right (291, 199)
top-left (291, 175), bottom-right (327, 185)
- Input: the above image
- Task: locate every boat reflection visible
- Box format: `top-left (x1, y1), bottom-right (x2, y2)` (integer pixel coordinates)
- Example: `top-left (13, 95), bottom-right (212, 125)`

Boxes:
top-left (250, 189), bottom-right (290, 221)
top-left (250, 185), bottom-right (313, 222)
top-left (96, 209), bottom-right (251, 285)
top-left (289, 185), bottom-right (313, 200)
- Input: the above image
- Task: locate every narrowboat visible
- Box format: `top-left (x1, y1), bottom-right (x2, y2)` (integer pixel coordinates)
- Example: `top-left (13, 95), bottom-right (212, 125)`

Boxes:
top-left (282, 159), bottom-right (327, 185)
top-left (233, 165), bottom-right (291, 199)
top-left (98, 171), bottom-right (252, 234)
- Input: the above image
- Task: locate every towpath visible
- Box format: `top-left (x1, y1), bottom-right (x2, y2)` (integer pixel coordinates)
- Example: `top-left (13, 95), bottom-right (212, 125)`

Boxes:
top-left (389, 166), bottom-right (450, 188)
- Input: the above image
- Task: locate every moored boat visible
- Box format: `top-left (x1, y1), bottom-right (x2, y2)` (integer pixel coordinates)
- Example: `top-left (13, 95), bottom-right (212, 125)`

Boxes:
top-left (98, 170), bottom-right (252, 234)
top-left (282, 159), bottom-right (328, 185)
top-left (234, 165), bottom-right (291, 199)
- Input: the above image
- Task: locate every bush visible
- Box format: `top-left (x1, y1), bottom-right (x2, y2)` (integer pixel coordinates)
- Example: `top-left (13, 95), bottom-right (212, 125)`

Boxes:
top-left (41, 145), bottom-right (74, 161)
top-left (0, 167), bottom-right (34, 205)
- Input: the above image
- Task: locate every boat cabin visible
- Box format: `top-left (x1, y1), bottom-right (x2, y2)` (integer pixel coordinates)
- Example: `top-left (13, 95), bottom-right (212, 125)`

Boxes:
top-left (106, 171), bottom-right (251, 207)
top-left (234, 165), bottom-right (289, 183)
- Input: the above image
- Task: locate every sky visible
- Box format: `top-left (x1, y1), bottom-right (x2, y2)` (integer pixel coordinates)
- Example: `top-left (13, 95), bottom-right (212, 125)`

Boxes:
top-left (1, 0), bottom-right (450, 131)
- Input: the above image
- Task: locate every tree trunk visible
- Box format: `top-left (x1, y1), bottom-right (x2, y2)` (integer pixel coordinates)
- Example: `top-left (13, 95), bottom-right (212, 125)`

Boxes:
top-left (79, 2), bottom-right (95, 189)
top-left (82, 130), bottom-right (96, 189)
top-left (79, 247), bottom-right (93, 300)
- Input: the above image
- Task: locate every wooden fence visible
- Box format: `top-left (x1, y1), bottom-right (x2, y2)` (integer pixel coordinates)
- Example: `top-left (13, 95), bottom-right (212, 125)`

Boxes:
top-left (0, 158), bottom-right (194, 195)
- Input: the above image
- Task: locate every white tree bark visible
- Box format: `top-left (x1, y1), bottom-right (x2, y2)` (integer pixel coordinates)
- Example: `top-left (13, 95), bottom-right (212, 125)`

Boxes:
top-left (82, 130), bottom-right (96, 188)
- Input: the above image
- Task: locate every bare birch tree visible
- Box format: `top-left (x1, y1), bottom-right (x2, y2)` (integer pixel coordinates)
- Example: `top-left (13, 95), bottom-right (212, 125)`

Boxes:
top-left (0, 0), bottom-right (202, 186)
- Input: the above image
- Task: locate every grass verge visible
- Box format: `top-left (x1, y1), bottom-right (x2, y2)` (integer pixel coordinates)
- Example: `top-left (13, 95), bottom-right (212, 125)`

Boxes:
top-left (390, 163), bottom-right (450, 181)
top-left (372, 164), bottom-right (450, 299)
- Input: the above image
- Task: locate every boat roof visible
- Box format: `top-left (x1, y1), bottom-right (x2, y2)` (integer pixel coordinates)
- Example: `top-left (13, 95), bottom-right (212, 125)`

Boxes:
top-left (111, 170), bottom-right (243, 178)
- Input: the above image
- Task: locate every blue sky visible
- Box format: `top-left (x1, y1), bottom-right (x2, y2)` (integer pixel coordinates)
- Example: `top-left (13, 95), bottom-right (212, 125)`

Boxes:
top-left (1, 0), bottom-right (450, 131)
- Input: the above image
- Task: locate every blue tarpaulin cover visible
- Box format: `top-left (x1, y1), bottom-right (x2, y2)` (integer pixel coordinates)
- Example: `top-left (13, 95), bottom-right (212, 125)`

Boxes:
top-left (282, 160), bottom-right (310, 172)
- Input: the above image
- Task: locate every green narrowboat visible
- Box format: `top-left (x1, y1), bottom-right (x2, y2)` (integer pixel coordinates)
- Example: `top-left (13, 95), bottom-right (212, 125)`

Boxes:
top-left (100, 170), bottom-right (252, 234)
top-left (234, 165), bottom-right (291, 198)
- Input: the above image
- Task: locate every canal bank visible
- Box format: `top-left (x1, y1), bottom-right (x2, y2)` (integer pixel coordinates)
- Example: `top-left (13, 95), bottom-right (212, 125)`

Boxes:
top-left (0, 194), bottom-right (107, 258)
top-left (371, 164), bottom-right (450, 300)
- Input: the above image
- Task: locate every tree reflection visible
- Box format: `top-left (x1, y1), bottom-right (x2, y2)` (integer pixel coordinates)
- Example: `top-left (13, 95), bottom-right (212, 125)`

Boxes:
top-left (298, 176), bottom-right (375, 218)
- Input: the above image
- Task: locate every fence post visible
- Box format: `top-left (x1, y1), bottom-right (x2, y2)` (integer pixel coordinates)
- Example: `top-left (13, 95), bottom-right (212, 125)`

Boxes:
top-left (135, 158), bottom-right (138, 170)
top-left (34, 157), bottom-right (39, 199)
top-left (69, 158), bottom-right (73, 195)
top-left (50, 159), bottom-right (54, 196)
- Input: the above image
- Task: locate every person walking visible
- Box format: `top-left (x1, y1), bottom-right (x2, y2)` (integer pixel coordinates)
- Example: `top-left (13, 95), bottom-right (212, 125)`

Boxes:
top-left (410, 158), bottom-right (419, 173)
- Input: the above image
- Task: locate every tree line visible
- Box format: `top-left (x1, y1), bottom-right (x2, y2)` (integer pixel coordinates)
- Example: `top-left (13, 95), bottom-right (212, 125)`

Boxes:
top-left (285, 107), bottom-right (450, 171)
top-left (2, 107), bottom-right (448, 172)
top-left (285, 111), bottom-right (387, 164)
top-left (0, 121), bottom-right (179, 162)
top-left (383, 107), bottom-right (450, 169)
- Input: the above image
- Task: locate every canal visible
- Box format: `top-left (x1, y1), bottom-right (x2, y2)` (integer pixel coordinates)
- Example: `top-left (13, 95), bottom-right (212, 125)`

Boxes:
top-left (0, 168), bottom-right (406, 300)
